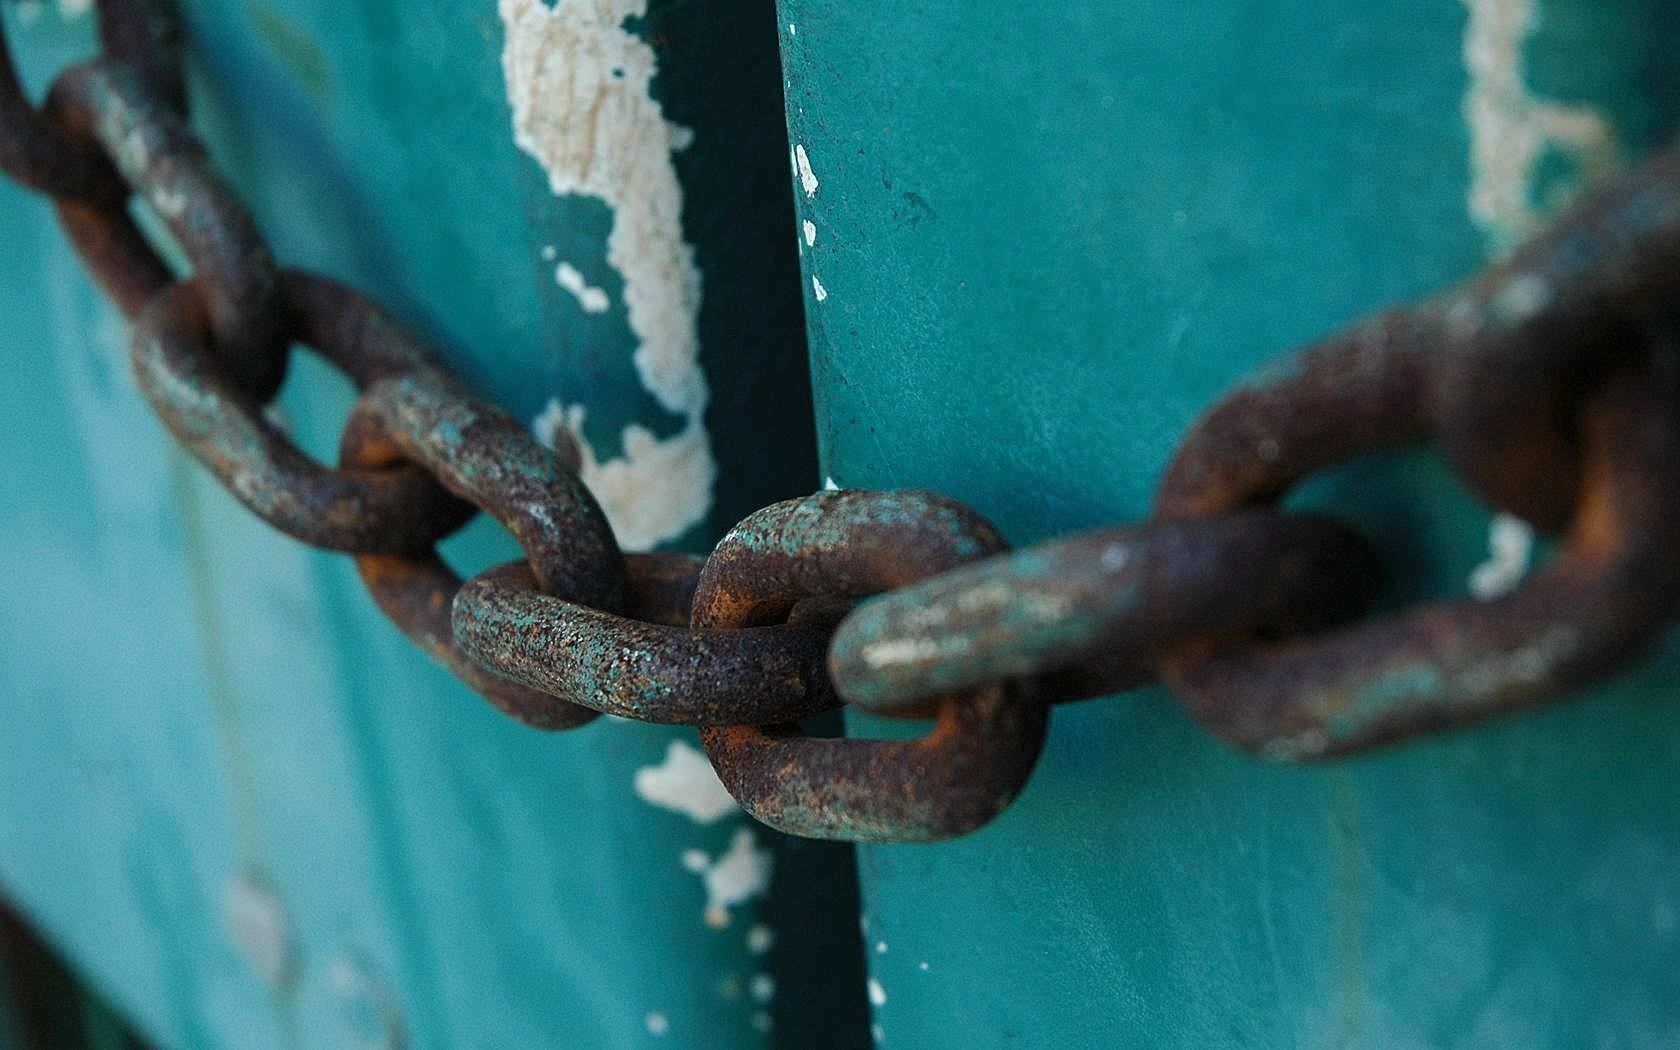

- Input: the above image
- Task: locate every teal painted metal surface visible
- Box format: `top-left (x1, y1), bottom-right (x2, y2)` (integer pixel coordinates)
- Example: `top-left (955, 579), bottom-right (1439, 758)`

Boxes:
top-left (777, 1), bottom-right (1680, 1046)
top-left (0, 3), bottom-right (866, 1048)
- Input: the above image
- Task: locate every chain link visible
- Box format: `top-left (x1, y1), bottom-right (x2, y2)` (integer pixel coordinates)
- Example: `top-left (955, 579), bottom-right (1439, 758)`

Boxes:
top-left (4, 0), bottom-right (1678, 842)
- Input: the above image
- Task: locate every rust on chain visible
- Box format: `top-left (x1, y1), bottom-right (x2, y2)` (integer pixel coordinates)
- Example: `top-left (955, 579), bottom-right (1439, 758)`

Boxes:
top-left (1432, 145), bottom-right (1680, 531)
top-left (342, 369), bottom-right (626, 609)
top-left (95, 0), bottom-right (186, 113)
top-left (828, 510), bottom-right (1380, 715)
top-left (337, 367), bottom-right (627, 727)
top-left (696, 490), bottom-right (1048, 843)
top-left (1155, 328), bottom-right (1680, 759)
top-left (447, 561), bottom-right (841, 725)
top-left (47, 58), bottom-right (287, 399)
top-left (0, 3), bottom-right (119, 199)
top-left (132, 271), bottom-right (475, 552)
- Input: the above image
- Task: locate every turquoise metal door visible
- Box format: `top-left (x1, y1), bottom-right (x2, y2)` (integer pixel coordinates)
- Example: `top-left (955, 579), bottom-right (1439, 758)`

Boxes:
top-left (1, 1), bottom-right (1678, 1047)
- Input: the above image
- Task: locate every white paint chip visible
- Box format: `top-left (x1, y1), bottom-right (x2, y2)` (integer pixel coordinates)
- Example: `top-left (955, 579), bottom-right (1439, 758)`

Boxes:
top-left (749, 973), bottom-right (776, 1004)
top-left (541, 244), bottom-right (557, 261)
top-left (1461, 0), bottom-right (1621, 254)
top-left (867, 977), bottom-right (887, 1007)
top-left (1469, 512), bottom-right (1534, 599)
top-left (802, 220), bottom-right (817, 247)
top-left (533, 399), bottom-right (715, 552)
top-left (875, 941), bottom-right (888, 954)
top-left (645, 1011), bottom-right (669, 1036)
top-left (918, 961), bottom-right (929, 972)
top-left (501, 0), bottom-right (716, 550)
top-left (56, 0), bottom-right (91, 17)
top-left (680, 849), bottom-right (710, 874)
top-left (690, 827), bottom-right (775, 929)
top-left (823, 476), bottom-right (841, 491)
top-left (811, 275), bottom-right (828, 302)
top-left (746, 924), bottom-right (775, 955)
top-left (634, 740), bottom-right (739, 824)
top-left (873, 1023), bottom-right (886, 1042)
top-left (555, 261), bottom-right (612, 314)
top-left (794, 144), bottom-right (820, 197)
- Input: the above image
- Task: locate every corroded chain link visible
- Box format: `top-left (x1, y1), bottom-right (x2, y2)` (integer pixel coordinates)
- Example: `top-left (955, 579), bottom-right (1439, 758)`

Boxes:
top-left (4, 0), bottom-right (1678, 842)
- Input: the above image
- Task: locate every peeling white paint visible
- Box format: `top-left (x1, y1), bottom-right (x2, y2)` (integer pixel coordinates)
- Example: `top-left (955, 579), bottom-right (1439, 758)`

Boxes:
top-left (1469, 512), bottom-right (1535, 599)
top-left (1461, 0), bottom-right (1621, 254)
top-left (56, 0), bottom-right (92, 16)
top-left (873, 1024), bottom-right (887, 1042)
top-left (680, 848), bottom-right (711, 874)
top-left (917, 961), bottom-right (929, 972)
top-left (867, 977), bottom-right (888, 1007)
top-left (687, 827), bottom-right (775, 929)
top-left (746, 924), bottom-right (775, 955)
top-left (501, 0), bottom-right (715, 550)
top-left (794, 144), bottom-right (820, 197)
top-left (534, 399), bottom-right (714, 552)
top-left (874, 940), bottom-right (888, 954)
top-left (555, 261), bottom-right (611, 314)
top-left (634, 740), bottom-right (739, 824)
top-left (749, 973), bottom-right (776, 1003)
top-left (802, 220), bottom-right (817, 247)
top-left (645, 1012), bottom-right (669, 1037)
top-left (541, 244), bottom-right (557, 261)
top-left (823, 476), bottom-right (841, 491)
top-left (811, 275), bottom-right (828, 302)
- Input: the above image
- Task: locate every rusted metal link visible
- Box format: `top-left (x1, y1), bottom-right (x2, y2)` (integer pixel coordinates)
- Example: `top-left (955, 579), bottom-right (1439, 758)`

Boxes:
top-left (0, 4), bottom-right (116, 199)
top-left (828, 510), bottom-right (1380, 714)
top-left (1433, 145), bottom-right (1680, 531)
top-left (696, 490), bottom-right (1049, 843)
top-left (339, 369), bottom-right (628, 728)
top-left (1156, 329), bottom-right (1680, 759)
top-left (447, 560), bottom-right (840, 726)
top-left (132, 271), bottom-right (475, 552)
top-left (354, 550), bottom-right (703, 731)
top-left (48, 58), bottom-right (287, 399)
top-left (95, 0), bottom-right (187, 114)
top-left (342, 369), bottom-right (625, 608)
top-left (352, 551), bottom-right (599, 731)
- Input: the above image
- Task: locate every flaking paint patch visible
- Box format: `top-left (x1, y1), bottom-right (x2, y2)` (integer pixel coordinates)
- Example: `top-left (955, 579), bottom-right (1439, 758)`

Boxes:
top-left (633, 739), bottom-right (739, 824)
top-left (811, 275), bottom-right (828, 302)
top-left (1469, 512), bottom-right (1534, 599)
top-left (1460, 0), bottom-right (1621, 255)
top-left (795, 144), bottom-right (820, 198)
top-left (534, 399), bottom-right (713, 553)
top-left (501, 0), bottom-right (715, 550)
top-left (687, 827), bottom-right (775, 929)
top-left (555, 261), bottom-right (610, 314)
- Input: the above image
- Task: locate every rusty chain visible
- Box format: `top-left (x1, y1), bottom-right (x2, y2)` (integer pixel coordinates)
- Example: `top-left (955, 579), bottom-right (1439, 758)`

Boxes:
top-left (4, 0), bottom-right (1678, 842)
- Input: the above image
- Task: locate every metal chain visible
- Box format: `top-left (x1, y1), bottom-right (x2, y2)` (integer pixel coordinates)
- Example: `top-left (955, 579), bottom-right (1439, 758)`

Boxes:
top-left (4, 0), bottom-right (1678, 842)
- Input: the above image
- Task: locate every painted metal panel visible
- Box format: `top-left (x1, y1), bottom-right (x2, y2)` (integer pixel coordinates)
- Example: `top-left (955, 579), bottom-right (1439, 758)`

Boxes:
top-left (0, 3), bottom-right (865, 1048)
top-left (777, 1), bottom-right (1680, 1046)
